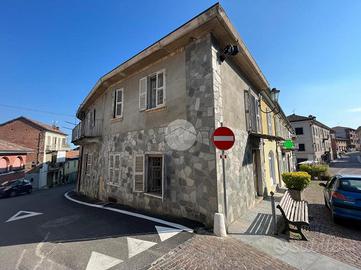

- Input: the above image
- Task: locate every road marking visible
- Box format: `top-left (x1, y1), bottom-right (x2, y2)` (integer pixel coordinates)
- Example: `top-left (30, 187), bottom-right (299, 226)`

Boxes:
top-left (86, 251), bottom-right (122, 270)
top-left (64, 192), bottom-right (193, 233)
top-left (155, 225), bottom-right (182, 242)
top-left (127, 237), bottom-right (157, 258)
top-left (5, 210), bottom-right (43, 223)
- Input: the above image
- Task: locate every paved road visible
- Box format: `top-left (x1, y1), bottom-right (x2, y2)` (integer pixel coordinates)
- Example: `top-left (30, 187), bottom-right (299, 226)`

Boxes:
top-left (329, 151), bottom-right (361, 175)
top-left (0, 185), bottom-right (192, 270)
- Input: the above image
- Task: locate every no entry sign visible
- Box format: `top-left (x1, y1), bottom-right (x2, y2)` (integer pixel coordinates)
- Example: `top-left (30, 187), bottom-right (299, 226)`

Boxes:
top-left (212, 127), bottom-right (235, 150)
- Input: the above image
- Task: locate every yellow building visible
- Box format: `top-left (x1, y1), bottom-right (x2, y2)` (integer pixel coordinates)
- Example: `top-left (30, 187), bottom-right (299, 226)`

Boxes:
top-left (258, 93), bottom-right (295, 195)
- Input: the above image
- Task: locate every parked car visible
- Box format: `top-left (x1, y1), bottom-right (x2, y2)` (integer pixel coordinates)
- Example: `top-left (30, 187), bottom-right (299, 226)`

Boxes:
top-left (320, 175), bottom-right (361, 222)
top-left (0, 179), bottom-right (32, 198)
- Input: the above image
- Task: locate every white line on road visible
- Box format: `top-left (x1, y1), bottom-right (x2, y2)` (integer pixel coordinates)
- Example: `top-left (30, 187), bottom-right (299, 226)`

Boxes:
top-left (86, 251), bottom-right (122, 270)
top-left (64, 192), bottom-right (193, 233)
top-left (6, 210), bottom-right (43, 223)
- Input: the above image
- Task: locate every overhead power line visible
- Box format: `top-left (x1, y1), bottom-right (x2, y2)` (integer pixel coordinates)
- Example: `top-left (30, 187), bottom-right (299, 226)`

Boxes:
top-left (0, 103), bottom-right (75, 118)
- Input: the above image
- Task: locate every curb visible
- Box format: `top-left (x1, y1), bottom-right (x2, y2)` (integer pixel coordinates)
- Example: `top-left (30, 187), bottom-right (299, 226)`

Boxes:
top-left (64, 191), bottom-right (193, 233)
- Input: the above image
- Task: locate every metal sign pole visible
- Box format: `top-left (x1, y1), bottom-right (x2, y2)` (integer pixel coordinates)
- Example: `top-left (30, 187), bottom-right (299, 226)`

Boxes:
top-left (222, 149), bottom-right (227, 229)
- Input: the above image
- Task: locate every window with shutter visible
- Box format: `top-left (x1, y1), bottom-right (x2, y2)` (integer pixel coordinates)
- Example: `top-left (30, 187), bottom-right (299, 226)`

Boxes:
top-left (109, 154), bottom-right (114, 183)
top-left (86, 153), bottom-right (92, 177)
top-left (139, 70), bottom-right (165, 111)
top-left (139, 77), bottom-right (147, 111)
top-left (114, 89), bottom-right (123, 118)
top-left (133, 155), bottom-right (145, 192)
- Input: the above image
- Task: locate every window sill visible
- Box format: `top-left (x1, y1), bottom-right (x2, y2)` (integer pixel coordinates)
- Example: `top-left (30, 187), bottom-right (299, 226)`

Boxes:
top-left (144, 192), bottom-right (163, 200)
top-left (111, 117), bottom-right (123, 123)
top-left (144, 105), bottom-right (167, 113)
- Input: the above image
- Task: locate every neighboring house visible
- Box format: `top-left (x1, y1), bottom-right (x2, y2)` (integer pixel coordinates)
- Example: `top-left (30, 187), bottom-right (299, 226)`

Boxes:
top-left (332, 126), bottom-right (359, 151)
top-left (72, 4), bottom-right (294, 227)
top-left (288, 114), bottom-right (333, 164)
top-left (0, 116), bottom-right (70, 188)
top-left (357, 127), bottom-right (361, 151)
top-left (26, 149), bottom-right (79, 189)
top-left (0, 139), bottom-right (33, 184)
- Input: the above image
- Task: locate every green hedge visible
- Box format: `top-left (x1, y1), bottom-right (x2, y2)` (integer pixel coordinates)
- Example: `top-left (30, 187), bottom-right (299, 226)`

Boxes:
top-left (299, 164), bottom-right (328, 180)
top-left (282, 172), bottom-right (311, 191)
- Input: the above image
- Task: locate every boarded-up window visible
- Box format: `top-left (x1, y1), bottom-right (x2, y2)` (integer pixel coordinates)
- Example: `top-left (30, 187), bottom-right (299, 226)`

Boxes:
top-left (86, 154), bottom-right (92, 177)
top-left (109, 153), bottom-right (121, 185)
top-left (133, 155), bottom-right (145, 192)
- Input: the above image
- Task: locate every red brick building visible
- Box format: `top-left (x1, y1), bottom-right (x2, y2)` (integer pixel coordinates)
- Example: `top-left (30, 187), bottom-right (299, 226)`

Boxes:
top-left (0, 139), bottom-right (32, 184)
top-left (0, 116), bottom-right (68, 170)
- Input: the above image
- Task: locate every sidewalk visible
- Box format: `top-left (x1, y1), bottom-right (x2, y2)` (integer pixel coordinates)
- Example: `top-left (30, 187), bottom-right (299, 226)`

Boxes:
top-left (149, 234), bottom-right (296, 270)
top-left (228, 189), bottom-right (360, 270)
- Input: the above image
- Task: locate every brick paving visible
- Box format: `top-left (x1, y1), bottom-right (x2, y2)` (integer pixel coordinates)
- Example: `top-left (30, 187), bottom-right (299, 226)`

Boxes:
top-left (290, 181), bottom-right (361, 269)
top-left (149, 234), bottom-right (296, 270)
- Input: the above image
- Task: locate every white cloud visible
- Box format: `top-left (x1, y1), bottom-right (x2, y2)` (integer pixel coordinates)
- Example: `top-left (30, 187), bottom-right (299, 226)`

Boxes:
top-left (347, 107), bottom-right (361, 113)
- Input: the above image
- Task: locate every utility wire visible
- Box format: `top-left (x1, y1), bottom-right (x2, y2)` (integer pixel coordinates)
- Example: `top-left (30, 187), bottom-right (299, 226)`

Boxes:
top-left (0, 103), bottom-right (75, 117)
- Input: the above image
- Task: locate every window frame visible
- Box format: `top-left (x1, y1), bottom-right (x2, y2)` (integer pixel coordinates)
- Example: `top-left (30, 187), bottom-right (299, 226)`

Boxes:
top-left (85, 153), bottom-right (92, 177)
top-left (145, 154), bottom-right (164, 198)
top-left (108, 153), bottom-right (121, 186)
top-left (114, 88), bottom-right (124, 118)
top-left (295, 127), bottom-right (304, 135)
top-left (139, 69), bottom-right (166, 111)
top-left (298, 143), bottom-right (305, 151)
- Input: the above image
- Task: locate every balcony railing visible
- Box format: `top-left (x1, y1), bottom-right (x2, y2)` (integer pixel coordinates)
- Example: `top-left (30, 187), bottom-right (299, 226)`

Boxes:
top-left (72, 119), bottom-right (103, 144)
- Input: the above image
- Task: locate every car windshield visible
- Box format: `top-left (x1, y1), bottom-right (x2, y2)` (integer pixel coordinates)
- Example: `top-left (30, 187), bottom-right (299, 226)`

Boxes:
top-left (339, 178), bottom-right (361, 194)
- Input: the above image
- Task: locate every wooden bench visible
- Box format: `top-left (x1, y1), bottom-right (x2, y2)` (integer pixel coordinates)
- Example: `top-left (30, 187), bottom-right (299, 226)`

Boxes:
top-left (277, 191), bottom-right (310, 240)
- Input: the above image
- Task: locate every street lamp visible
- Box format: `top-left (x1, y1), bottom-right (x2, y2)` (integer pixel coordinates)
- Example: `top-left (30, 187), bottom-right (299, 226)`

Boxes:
top-left (270, 88), bottom-right (280, 103)
top-left (260, 88), bottom-right (281, 114)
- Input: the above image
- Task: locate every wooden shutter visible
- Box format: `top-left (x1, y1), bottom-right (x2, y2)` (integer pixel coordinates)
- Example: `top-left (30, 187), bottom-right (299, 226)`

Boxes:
top-left (139, 77), bottom-right (147, 111)
top-left (244, 90), bottom-right (250, 131)
top-left (133, 155), bottom-right (145, 192)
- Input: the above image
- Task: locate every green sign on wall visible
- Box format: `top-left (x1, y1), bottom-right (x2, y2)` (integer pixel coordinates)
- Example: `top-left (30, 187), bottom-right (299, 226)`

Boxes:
top-left (282, 139), bottom-right (295, 150)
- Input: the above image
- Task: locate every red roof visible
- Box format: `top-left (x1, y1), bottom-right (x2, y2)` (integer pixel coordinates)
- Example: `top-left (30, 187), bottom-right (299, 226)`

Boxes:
top-left (0, 116), bottom-right (67, 135)
top-left (0, 139), bottom-right (33, 153)
top-left (66, 150), bottom-right (79, 159)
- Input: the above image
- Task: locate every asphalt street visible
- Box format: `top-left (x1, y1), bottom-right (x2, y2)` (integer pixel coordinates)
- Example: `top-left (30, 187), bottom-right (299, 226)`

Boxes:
top-left (329, 151), bottom-right (361, 176)
top-left (0, 185), bottom-right (193, 270)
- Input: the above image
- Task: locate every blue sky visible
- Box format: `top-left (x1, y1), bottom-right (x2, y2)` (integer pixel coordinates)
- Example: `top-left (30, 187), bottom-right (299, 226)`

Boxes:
top-left (1, 0), bottom-right (360, 136)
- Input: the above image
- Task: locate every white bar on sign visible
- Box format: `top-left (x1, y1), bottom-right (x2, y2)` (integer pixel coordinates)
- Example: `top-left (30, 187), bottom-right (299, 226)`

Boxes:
top-left (214, 136), bottom-right (234, 141)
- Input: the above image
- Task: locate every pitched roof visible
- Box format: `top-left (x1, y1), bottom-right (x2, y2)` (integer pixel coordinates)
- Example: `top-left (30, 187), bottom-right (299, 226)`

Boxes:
top-left (0, 116), bottom-right (67, 135)
top-left (0, 139), bottom-right (33, 153)
top-left (77, 3), bottom-right (270, 118)
top-left (287, 114), bottom-right (331, 130)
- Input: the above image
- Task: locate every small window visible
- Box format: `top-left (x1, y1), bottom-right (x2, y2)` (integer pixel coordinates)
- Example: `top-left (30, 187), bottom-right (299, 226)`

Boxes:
top-left (114, 89), bottom-right (123, 118)
top-left (295, 127), bottom-right (304, 135)
top-left (298, 144), bottom-right (305, 151)
top-left (85, 154), bottom-right (92, 177)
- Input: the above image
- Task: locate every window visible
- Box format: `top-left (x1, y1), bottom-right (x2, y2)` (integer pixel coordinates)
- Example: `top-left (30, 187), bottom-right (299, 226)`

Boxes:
top-left (109, 153), bottom-right (121, 185)
top-left (267, 113), bottom-right (273, 135)
top-left (85, 153), bottom-right (92, 177)
top-left (92, 109), bottom-right (96, 126)
top-left (245, 90), bottom-right (261, 133)
top-left (295, 127), bottom-right (304, 135)
top-left (133, 154), bottom-right (164, 198)
top-left (298, 144), bottom-right (305, 151)
top-left (139, 70), bottom-right (165, 111)
top-left (114, 89), bottom-right (123, 118)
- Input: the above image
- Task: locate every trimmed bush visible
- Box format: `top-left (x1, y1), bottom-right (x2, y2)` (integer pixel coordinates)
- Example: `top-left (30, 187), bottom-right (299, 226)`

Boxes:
top-left (282, 172), bottom-right (311, 191)
top-left (299, 164), bottom-right (329, 180)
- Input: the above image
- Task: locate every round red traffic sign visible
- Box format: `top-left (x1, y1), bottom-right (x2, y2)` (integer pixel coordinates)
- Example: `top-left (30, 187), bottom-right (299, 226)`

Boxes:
top-left (212, 127), bottom-right (235, 150)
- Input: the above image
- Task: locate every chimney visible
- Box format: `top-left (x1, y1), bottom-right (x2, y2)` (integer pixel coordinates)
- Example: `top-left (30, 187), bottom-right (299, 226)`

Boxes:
top-left (308, 115), bottom-right (316, 120)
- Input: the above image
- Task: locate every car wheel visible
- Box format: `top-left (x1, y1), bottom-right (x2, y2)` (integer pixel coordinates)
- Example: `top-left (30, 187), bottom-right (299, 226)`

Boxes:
top-left (27, 189), bottom-right (32, 194)
top-left (10, 191), bottom-right (16, 197)
top-left (332, 214), bottom-right (341, 224)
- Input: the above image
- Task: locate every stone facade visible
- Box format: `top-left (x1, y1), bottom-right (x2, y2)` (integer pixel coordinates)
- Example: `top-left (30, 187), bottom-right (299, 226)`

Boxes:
top-left (77, 33), bottom-right (263, 227)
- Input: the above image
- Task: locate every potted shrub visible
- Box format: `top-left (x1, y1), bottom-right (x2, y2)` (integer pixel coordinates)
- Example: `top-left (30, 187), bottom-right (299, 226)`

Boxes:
top-left (282, 172), bottom-right (311, 201)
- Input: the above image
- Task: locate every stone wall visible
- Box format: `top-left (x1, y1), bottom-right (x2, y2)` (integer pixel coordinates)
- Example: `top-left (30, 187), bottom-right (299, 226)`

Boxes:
top-left (79, 34), bottom-right (219, 227)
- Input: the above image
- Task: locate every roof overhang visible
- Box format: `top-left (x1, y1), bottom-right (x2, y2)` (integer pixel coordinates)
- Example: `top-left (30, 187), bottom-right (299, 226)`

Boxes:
top-left (76, 3), bottom-right (270, 119)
